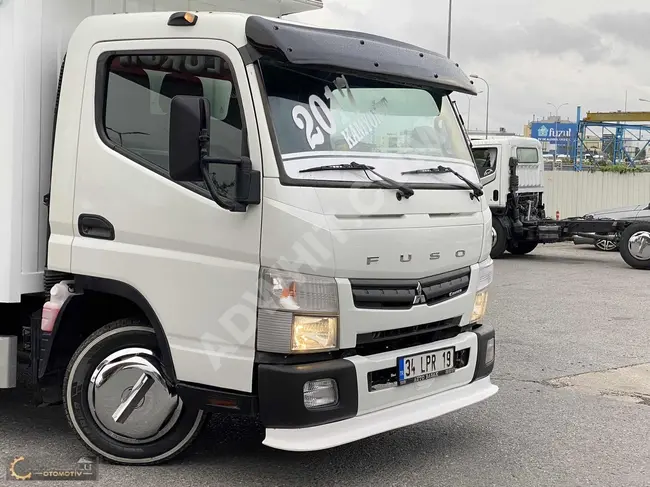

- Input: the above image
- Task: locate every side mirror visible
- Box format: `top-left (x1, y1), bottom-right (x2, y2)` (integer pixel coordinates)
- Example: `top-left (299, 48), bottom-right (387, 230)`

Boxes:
top-left (169, 95), bottom-right (207, 182)
top-left (480, 169), bottom-right (497, 186)
top-left (168, 95), bottom-right (261, 213)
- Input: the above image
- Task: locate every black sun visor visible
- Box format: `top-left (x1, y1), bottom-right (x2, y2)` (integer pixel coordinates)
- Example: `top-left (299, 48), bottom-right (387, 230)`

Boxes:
top-left (244, 15), bottom-right (478, 95)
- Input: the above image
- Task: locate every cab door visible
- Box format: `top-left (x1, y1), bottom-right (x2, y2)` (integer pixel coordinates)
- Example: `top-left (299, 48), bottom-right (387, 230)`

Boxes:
top-left (472, 145), bottom-right (502, 206)
top-left (71, 39), bottom-right (263, 393)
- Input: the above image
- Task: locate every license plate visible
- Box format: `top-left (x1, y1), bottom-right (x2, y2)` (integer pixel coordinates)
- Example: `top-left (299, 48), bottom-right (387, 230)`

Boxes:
top-left (397, 347), bottom-right (455, 385)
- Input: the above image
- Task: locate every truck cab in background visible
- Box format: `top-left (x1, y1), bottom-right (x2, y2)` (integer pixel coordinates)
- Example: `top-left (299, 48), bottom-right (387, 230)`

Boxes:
top-left (471, 136), bottom-right (650, 269)
top-left (0, 0), bottom-right (498, 465)
top-left (472, 137), bottom-right (546, 258)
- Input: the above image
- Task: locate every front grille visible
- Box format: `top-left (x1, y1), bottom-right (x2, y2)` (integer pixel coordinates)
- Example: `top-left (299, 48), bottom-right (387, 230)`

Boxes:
top-left (349, 267), bottom-right (471, 310)
top-left (355, 317), bottom-right (464, 356)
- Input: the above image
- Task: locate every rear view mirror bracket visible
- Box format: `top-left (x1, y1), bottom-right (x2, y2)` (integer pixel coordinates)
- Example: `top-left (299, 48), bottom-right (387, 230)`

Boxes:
top-left (201, 153), bottom-right (261, 213)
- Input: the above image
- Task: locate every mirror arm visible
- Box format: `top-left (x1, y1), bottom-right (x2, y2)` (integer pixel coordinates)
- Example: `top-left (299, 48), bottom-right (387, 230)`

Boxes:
top-left (202, 156), bottom-right (243, 166)
top-left (197, 127), bottom-right (259, 211)
top-left (201, 156), bottom-right (260, 209)
top-left (198, 130), bottom-right (247, 213)
top-left (200, 164), bottom-right (247, 213)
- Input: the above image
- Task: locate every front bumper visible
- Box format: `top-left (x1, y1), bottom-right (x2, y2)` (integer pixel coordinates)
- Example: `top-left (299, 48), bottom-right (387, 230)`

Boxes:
top-left (264, 376), bottom-right (497, 451)
top-left (258, 324), bottom-right (496, 451)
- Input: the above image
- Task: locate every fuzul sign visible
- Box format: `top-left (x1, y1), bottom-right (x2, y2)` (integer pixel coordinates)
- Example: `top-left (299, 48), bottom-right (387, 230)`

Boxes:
top-left (531, 122), bottom-right (578, 141)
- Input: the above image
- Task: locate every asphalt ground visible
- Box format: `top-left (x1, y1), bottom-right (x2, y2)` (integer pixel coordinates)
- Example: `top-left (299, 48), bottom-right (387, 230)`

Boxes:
top-left (1, 242), bottom-right (649, 486)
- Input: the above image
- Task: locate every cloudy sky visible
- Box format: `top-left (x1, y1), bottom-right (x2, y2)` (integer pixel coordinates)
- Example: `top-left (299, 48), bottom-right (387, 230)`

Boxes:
top-left (290, 0), bottom-right (650, 134)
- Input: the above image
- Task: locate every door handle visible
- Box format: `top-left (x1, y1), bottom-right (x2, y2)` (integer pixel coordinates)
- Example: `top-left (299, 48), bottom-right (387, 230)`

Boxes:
top-left (78, 214), bottom-right (115, 241)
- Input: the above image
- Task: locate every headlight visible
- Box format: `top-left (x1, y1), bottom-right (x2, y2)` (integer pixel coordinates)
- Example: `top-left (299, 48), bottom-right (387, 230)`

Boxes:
top-left (291, 316), bottom-right (337, 351)
top-left (471, 258), bottom-right (493, 324)
top-left (257, 268), bottom-right (339, 353)
top-left (470, 290), bottom-right (488, 324)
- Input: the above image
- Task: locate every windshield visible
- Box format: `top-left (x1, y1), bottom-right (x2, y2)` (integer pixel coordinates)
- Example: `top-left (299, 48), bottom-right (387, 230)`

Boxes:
top-left (258, 60), bottom-right (473, 171)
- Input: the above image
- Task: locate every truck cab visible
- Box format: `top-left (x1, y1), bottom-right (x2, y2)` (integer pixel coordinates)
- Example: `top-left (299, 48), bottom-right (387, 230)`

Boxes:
top-left (471, 137), bottom-right (545, 215)
top-left (1, 1), bottom-right (497, 465)
top-left (471, 137), bottom-right (546, 257)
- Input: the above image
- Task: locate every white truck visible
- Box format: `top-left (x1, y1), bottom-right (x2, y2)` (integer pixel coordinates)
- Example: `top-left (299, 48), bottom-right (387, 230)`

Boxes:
top-left (0, 0), bottom-right (497, 465)
top-left (472, 136), bottom-right (650, 269)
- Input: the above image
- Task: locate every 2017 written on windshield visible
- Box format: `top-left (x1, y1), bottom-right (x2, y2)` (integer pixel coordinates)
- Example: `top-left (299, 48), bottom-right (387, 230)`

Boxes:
top-left (291, 76), bottom-right (390, 151)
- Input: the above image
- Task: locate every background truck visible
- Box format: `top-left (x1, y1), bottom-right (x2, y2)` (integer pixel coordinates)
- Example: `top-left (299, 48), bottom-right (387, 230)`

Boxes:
top-left (0, 0), bottom-right (497, 466)
top-left (471, 136), bottom-right (650, 270)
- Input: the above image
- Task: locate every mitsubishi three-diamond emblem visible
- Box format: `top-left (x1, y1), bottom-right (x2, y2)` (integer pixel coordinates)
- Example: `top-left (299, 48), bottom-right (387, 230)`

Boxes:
top-left (413, 281), bottom-right (427, 305)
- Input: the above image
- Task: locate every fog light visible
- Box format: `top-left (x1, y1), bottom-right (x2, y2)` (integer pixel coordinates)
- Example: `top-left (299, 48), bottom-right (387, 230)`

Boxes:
top-left (485, 337), bottom-right (495, 365)
top-left (470, 290), bottom-right (488, 323)
top-left (303, 379), bottom-right (339, 409)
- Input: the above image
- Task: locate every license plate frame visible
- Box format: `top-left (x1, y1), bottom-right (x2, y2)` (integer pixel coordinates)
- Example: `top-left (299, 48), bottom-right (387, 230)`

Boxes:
top-left (397, 346), bottom-right (456, 386)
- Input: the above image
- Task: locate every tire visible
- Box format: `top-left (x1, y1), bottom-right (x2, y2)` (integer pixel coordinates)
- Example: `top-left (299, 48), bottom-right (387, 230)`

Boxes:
top-left (506, 241), bottom-right (538, 255)
top-left (618, 223), bottom-right (650, 270)
top-left (491, 218), bottom-right (508, 259)
top-left (63, 318), bottom-right (207, 465)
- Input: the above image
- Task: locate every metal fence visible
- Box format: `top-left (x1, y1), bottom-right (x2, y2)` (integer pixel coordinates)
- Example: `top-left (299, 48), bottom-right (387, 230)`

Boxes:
top-left (543, 170), bottom-right (650, 218)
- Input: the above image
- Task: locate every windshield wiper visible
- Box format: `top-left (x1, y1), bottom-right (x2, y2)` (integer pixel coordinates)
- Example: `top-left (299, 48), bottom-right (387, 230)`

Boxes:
top-left (300, 162), bottom-right (415, 199)
top-left (401, 165), bottom-right (483, 199)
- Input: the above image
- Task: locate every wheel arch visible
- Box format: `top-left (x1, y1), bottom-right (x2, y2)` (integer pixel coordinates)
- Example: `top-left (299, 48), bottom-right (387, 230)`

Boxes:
top-left (39, 276), bottom-right (176, 383)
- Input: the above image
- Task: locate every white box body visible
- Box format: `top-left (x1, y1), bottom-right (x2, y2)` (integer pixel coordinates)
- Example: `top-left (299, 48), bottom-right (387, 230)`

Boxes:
top-left (0, 336), bottom-right (17, 388)
top-left (0, 0), bottom-right (321, 303)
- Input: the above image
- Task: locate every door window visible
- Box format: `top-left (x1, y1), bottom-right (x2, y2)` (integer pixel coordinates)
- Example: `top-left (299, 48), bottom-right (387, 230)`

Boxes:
top-left (472, 147), bottom-right (498, 178)
top-left (99, 54), bottom-right (245, 199)
top-left (516, 147), bottom-right (539, 164)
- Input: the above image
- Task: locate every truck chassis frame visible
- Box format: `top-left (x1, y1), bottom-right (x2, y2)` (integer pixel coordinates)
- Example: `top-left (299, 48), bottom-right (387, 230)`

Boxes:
top-left (490, 157), bottom-right (650, 270)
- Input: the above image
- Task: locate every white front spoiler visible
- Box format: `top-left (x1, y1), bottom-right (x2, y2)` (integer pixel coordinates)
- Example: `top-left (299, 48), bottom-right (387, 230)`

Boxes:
top-left (263, 376), bottom-right (498, 452)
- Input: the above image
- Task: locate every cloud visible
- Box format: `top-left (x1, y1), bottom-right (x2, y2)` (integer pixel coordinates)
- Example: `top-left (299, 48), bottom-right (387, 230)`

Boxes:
top-left (591, 10), bottom-right (650, 51)
top-left (450, 18), bottom-right (613, 64)
top-left (291, 1), bottom-right (650, 133)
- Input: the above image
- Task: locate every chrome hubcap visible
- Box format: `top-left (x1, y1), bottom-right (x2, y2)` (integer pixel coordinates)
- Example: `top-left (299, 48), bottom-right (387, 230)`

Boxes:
top-left (628, 231), bottom-right (650, 261)
top-left (491, 227), bottom-right (497, 248)
top-left (88, 348), bottom-right (182, 444)
top-left (596, 239), bottom-right (617, 251)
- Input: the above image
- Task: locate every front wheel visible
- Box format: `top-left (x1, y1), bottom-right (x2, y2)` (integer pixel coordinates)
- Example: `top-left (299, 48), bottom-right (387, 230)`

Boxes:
top-left (507, 241), bottom-right (538, 255)
top-left (618, 223), bottom-right (650, 270)
top-left (63, 319), bottom-right (207, 465)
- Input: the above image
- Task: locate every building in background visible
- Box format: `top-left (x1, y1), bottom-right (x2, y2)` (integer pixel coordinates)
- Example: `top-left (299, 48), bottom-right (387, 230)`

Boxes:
top-left (583, 135), bottom-right (602, 152)
top-left (467, 127), bottom-right (518, 138)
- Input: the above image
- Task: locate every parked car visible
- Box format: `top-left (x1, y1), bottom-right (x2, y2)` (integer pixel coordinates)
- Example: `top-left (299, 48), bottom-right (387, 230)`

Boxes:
top-left (574, 202), bottom-right (650, 251)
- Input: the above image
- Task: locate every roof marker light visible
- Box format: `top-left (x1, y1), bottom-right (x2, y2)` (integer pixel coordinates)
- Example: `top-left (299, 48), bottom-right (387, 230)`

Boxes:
top-left (168, 11), bottom-right (198, 26)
